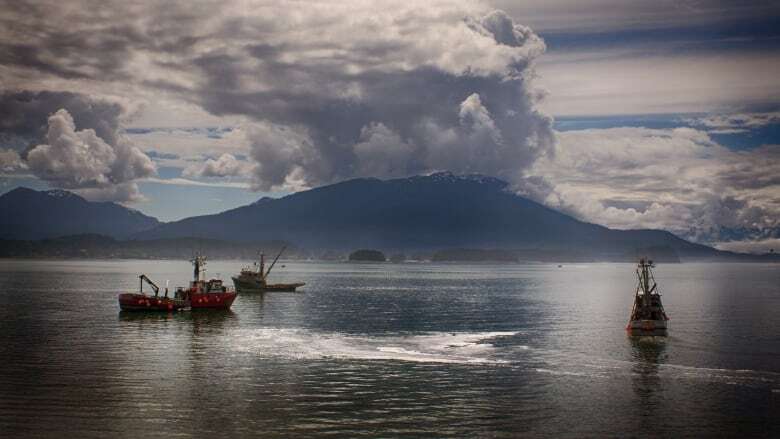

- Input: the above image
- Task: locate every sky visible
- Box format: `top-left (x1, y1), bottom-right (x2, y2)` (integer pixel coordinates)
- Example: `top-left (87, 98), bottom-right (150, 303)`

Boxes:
top-left (1, 0), bottom-right (779, 253)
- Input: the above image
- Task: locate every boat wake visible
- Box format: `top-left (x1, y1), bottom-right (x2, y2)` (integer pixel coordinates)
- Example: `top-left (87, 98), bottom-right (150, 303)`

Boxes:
top-left (530, 349), bottom-right (780, 389)
top-left (229, 329), bottom-right (519, 364)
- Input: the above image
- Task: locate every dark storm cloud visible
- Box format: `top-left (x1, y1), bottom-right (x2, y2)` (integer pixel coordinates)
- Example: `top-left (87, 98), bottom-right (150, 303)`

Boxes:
top-left (0, 90), bottom-right (124, 151)
top-left (173, 5), bottom-right (552, 189)
top-left (2, 2), bottom-right (552, 190)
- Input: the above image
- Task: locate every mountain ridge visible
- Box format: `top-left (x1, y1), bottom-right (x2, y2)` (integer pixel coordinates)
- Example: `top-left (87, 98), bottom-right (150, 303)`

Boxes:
top-left (0, 187), bottom-right (160, 240)
top-left (0, 174), bottom-right (776, 261)
top-left (133, 172), bottom-right (729, 260)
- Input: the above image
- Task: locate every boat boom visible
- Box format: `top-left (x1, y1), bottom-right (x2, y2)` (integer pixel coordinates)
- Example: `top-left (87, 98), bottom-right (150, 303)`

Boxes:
top-left (265, 246), bottom-right (286, 278)
top-left (139, 274), bottom-right (160, 296)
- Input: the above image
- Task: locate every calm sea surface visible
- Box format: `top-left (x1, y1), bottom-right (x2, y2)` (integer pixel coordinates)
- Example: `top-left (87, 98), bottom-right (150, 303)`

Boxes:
top-left (0, 260), bottom-right (778, 437)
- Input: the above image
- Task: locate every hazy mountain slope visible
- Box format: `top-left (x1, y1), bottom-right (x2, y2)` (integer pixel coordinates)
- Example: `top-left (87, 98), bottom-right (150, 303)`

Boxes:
top-left (136, 173), bottom-right (720, 259)
top-left (0, 187), bottom-right (160, 239)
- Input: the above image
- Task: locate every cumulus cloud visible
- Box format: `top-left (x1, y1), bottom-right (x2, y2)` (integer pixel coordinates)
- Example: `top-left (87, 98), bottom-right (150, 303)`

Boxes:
top-left (528, 127), bottom-right (780, 246)
top-left (1, 1), bottom-right (553, 190)
top-left (72, 182), bottom-right (147, 203)
top-left (0, 149), bottom-right (25, 172)
top-left (243, 122), bottom-right (320, 191)
top-left (353, 123), bottom-right (415, 178)
top-left (0, 91), bottom-right (156, 202)
top-left (25, 109), bottom-right (155, 202)
top-left (183, 153), bottom-right (251, 178)
top-left (0, 91), bottom-right (126, 151)
top-left (189, 4), bottom-right (552, 190)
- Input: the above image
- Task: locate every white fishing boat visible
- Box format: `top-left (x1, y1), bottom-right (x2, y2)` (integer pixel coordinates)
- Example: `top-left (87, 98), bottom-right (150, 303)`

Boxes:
top-left (626, 258), bottom-right (669, 336)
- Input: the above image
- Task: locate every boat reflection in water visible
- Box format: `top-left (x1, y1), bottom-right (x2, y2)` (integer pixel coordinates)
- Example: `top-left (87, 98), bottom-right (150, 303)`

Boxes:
top-left (118, 309), bottom-right (236, 324)
top-left (629, 336), bottom-right (668, 432)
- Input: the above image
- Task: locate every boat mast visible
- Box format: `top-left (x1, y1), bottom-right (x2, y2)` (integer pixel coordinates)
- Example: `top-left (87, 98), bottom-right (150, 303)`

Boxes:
top-left (265, 246), bottom-right (286, 278)
top-left (192, 254), bottom-right (206, 281)
top-left (637, 258), bottom-right (656, 307)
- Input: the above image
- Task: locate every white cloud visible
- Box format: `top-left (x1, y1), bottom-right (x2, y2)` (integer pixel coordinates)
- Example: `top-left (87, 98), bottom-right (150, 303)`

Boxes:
top-left (73, 183), bottom-right (146, 204)
top-left (0, 149), bottom-right (25, 172)
top-left (183, 153), bottom-right (252, 178)
top-left (528, 127), bottom-right (780, 244)
top-left (25, 109), bottom-right (155, 202)
top-left (141, 177), bottom-right (252, 189)
top-left (684, 112), bottom-right (780, 132)
top-left (244, 121), bottom-right (320, 192)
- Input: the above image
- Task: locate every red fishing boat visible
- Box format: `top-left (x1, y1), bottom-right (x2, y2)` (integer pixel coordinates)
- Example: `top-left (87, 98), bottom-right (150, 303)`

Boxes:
top-left (118, 255), bottom-right (237, 312)
top-left (181, 254), bottom-right (237, 310)
top-left (119, 275), bottom-right (188, 312)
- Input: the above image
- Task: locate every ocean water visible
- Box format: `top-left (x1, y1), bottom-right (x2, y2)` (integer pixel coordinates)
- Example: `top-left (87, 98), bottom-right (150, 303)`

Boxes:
top-left (0, 260), bottom-right (778, 437)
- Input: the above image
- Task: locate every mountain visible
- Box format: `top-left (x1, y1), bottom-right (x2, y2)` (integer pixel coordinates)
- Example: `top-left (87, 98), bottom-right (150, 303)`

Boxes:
top-left (0, 187), bottom-right (160, 240)
top-left (135, 172), bottom-right (725, 260)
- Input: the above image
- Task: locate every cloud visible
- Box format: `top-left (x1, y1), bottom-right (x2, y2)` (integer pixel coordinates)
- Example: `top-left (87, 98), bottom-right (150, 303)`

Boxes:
top-left (536, 51), bottom-right (780, 116)
top-left (352, 123), bottom-right (415, 178)
top-left (183, 153), bottom-right (251, 178)
top-left (0, 90), bottom-right (126, 151)
top-left (25, 109), bottom-right (155, 201)
top-left (684, 112), bottom-right (780, 133)
top-left (194, 5), bottom-right (552, 189)
top-left (489, 0), bottom-right (780, 33)
top-left (714, 238), bottom-right (780, 255)
top-left (142, 177), bottom-right (251, 189)
top-left (0, 91), bottom-right (157, 202)
top-left (244, 122), bottom-right (319, 191)
top-left (0, 149), bottom-right (25, 172)
top-left (72, 182), bottom-right (146, 203)
top-left (528, 127), bottom-right (780, 244)
top-left (2, 2), bottom-right (554, 191)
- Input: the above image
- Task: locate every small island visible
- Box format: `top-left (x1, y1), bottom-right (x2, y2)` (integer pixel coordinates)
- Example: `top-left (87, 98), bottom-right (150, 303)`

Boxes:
top-left (348, 249), bottom-right (386, 262)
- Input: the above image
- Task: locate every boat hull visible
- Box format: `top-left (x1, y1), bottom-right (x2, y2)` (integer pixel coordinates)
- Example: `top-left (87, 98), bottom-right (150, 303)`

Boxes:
top-left (232, 276), bottom-right (305, 293)
top-left (190, 291), bottom-right (237, 309)
top-left (118, 293), bottom-right (187, 312)
top-left (626, 319), bottom-right (668, 336)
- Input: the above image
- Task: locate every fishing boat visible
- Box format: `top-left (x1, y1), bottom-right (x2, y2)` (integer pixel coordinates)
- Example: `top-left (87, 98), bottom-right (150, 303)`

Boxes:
top-left (118, 275), bottom-right (188, 312)
top-left (118, 255), bottom-right (237, 312)
top-left (184, 254), bottom-right (238, 309)
top-left (232, 247), bottom-right (305, 293)
top-left (626, 258), bottom-right (669, 336)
